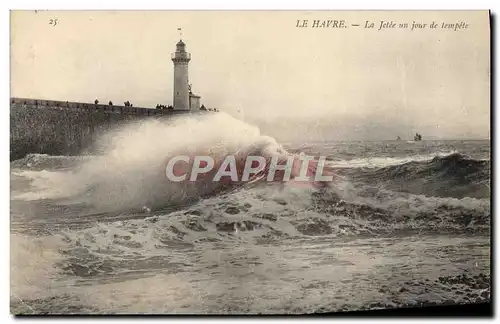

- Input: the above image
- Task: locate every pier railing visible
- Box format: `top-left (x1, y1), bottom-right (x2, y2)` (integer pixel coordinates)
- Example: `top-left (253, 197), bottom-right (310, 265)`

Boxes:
top-left (10, 100), bottom-right (199, 117)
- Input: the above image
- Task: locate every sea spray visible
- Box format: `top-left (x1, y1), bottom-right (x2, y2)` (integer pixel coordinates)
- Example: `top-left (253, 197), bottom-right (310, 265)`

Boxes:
top-left (12, 113), bottom-right (322, 212)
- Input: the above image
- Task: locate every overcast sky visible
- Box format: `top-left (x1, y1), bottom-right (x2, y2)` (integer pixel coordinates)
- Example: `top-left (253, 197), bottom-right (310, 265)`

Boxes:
top-left (11, 11), bottom-right (490, 140)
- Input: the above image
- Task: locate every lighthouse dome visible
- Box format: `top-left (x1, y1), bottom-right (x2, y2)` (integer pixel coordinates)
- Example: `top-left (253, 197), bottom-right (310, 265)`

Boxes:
top-left (176, 40), bottom-right (186, 51)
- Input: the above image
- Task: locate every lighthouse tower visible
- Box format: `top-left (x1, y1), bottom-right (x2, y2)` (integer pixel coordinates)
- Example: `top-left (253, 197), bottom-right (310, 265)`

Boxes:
top-left (171, 39), bottom-right (191, 110)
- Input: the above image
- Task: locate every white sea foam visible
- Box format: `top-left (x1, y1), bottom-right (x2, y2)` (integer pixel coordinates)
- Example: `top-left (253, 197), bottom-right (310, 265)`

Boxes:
top-left (327, 151), bottom-right (459, 169)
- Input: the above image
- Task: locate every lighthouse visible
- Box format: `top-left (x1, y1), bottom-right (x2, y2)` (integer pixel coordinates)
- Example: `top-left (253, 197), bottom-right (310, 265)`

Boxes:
top-left (171, 39), bottom-right (191, 110)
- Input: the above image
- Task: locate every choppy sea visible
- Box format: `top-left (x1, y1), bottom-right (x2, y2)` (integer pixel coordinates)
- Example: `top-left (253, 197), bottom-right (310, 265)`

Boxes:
top-left (10, 114), bottom-right (491, 314)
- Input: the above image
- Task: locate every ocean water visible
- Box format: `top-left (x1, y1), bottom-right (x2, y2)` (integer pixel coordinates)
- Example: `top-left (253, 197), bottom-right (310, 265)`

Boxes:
top-left (10, 114), bottom-right (491, 314)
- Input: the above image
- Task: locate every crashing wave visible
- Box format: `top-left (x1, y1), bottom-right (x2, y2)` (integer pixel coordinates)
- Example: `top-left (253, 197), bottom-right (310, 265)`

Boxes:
top-left (341, 153), bottom-right (490, 199)
top-left (11, 113), bottom-right (335, 212)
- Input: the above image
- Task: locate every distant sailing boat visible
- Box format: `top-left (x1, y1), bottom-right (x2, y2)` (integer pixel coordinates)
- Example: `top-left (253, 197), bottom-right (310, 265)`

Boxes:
top-left (414, 133), bottom-right (422, 141)
top-left (396, 136), bottom-right (401, 141)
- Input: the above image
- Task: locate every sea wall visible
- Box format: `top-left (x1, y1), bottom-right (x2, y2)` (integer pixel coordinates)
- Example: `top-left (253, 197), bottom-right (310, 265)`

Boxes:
top-left (10, 99), bottom-right (194, 161)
